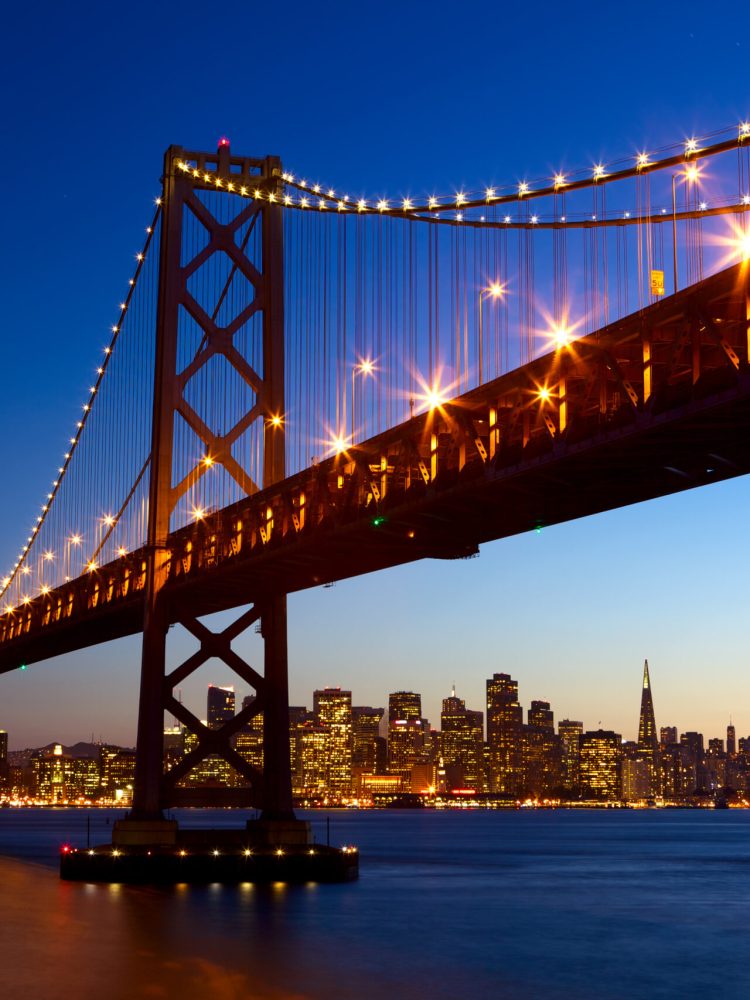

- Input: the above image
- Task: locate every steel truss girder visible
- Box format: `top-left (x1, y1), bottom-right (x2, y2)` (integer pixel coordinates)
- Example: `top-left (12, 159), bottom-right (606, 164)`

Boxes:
top-left (2, 262), bottom-right (749, 672)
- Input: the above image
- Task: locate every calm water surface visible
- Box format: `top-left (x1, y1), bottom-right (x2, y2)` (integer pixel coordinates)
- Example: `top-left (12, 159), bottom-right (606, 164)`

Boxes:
top-left (1, 807), bottom-right (748, 999)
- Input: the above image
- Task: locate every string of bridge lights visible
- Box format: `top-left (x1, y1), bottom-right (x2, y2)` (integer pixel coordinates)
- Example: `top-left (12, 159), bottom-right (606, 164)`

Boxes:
top-left (0, 201), bottom-right (163, 609)
top-left (176, 120), bottom-right (750, 223)
top-left (5, 120), bottom-right (750, 609)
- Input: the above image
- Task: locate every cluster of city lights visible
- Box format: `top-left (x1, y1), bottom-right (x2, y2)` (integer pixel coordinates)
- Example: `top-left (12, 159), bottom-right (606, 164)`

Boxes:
top-left (0, 201), bottom-right (163, 607)
top-left (174, 121), bottom-right (750, 224)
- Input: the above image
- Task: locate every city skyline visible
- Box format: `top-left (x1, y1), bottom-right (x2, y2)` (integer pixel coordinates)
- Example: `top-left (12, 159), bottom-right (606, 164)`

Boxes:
top-left (3, 662), bottom-right (744, 806)
top-left (2, 2), bottom-right (749, 752)
top-left (1, 658), bottom-right (741, 753)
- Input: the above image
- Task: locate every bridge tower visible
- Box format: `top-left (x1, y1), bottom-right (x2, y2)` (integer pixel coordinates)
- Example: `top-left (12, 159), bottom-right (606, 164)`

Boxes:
top-left (119, 142), bottom-right (303, 844)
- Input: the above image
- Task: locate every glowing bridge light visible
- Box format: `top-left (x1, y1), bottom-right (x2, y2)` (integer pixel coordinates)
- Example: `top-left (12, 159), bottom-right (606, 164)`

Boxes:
top-left (270, 415), bottom-right (283, 427)
top-left (70, 535), bottom-right (82, 545)
top-left (117, 547), bottom-right (127, 558)
top-left (685, 164), bottom-right (700, 183)
top-left (685, 137), bottom-right (699, 154)
top-left (192, 507), bottom-right (206, 522)
top-left (102, 515), bottom-right (116, 527)
top-left (553, 173), bottom-right (566, 189)
top-left (202, 455), bottom-right (214, 468)
top-left (593, 163), bottom-right (606, 180)
top-left (518, 181), bottom-right (529, 196)
top-left (537, 386), bottom-right (552, 402)
top-left (637, 152), bottom-right (650, 169)
top-left (549, 323), bottom-right (573, 349)
top-left (331, 435), bottom-right (348, 455)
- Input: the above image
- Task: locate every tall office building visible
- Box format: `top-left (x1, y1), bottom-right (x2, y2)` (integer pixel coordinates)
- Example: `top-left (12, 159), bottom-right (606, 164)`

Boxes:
top-left (388, 691), bottom-right (422, 726)
top-left (289, 706), bottom-right (309, 788)
top-left (558, 719), bottom-right (583, 789)
top-left (207, 685), bottom-right (235, 728)
top-left (727, 720), bottom-right (736, 756)
top-left (352, 706), bottom-right (384, 773)
top-left (314, 688), bottom-right (352, 792)
top-left (388, 691), bottom-right (428, 782)
top-left (486, 673), bottom-right (523, 795)
top-left (235, 695), bottom-right (264, 772)
top-left (440, 690), bottom-right (485, 790)
top-left (522, 701), bottom-right (562, 796)
top-left (297, 722), bottom-right (329, 792)
top-left (528, 701), bottom-right (554, 730)
top-left (660, 726), bottom-right (678, 746)
top-left (579, 730), bottom-right (622, 799)
top-left (637, 660), bottom-right (660, 796)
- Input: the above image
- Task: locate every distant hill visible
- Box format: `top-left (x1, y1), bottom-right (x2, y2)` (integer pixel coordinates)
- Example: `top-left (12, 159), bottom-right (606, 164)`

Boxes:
top-left (7, 741), bottom-right (135, 768)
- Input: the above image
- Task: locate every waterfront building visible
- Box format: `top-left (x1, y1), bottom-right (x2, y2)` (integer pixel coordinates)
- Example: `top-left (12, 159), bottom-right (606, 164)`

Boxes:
top-left (579, 730), bottom-right (622, 799)
top-left (621, 742), bottom-right (652, 801)
top-left (99, 744), bottom-right (136, 794)
top-left (314, 688), bottom-right (353, 792)
top-left (440, 690), bottom-right (485, 791)
top-left (486, 673), bottom-right (523, 795)
top-left (289, 706), bottom-right (309, 787)
top-left (207, 685), bottom-right (235, 728)
top-left (660, 743), bottom-right (696, 799)
top-left (296, 722), bottom-right (328, 792)
top-left (660, 726), bottom-right (678, 746)
top-left (32, 744), bottom-right (100, 801)
top-left (637, 660), bottom-right (660, 796)
top-left (410, 761), bottom-right (438, 794)
top-left (558, 719), bottom-right (583, 788)
top-left (352, 706), bottom-right (384, 773)
top-left (0, 729), bottom-right (7, 783)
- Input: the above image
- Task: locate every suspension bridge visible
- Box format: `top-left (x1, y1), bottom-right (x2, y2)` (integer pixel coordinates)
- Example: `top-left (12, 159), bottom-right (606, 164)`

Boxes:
top-left (2, 126), bottom-right (750, 861)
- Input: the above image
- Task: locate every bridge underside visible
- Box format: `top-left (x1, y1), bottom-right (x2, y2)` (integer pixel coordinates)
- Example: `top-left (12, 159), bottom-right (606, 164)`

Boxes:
top-left (1, 262), bottom-right (749, 672)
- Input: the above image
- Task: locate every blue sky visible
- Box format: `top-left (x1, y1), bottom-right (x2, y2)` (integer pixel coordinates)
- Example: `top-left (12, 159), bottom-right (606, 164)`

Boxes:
top-left (1, 0), bottom-right (748, 747)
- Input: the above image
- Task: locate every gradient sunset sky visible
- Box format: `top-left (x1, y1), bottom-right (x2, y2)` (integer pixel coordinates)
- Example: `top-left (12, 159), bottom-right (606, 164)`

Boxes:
top-left (1, 0), bottom-right (748, 748)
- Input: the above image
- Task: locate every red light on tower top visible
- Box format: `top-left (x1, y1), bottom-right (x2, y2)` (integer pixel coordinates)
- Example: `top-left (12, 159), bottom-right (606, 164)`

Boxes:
top-left (218, 136), bottom-right (230, 149)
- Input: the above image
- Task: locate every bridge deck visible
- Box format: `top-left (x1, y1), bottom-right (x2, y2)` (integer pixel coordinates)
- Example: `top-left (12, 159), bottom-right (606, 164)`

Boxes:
top-left (2, 263), bottom-right (748, 672)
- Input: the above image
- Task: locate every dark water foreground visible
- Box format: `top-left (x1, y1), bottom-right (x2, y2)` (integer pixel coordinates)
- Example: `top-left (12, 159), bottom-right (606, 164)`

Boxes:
top-left (1, 808), bottom-right (749, 999)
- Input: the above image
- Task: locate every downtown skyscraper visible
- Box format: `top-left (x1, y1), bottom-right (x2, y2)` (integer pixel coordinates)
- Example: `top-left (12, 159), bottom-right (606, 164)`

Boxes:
top-left (637, 659), bottom-right (660, 796)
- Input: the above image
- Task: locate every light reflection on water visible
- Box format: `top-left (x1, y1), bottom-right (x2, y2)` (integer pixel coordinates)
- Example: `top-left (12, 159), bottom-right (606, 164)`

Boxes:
top-left (1, 808), bottom-right (749, 999)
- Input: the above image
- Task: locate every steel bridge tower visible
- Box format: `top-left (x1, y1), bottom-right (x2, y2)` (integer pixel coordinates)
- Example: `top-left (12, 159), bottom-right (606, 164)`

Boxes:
top-left (117, 142), bottom-right (305, 846)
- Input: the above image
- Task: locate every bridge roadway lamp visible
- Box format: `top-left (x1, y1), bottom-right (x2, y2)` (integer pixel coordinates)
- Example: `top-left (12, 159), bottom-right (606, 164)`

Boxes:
top-left (671, 165), bottom-right (700, 294)
top-left (478, 284), bottom-right (505, 385)
top-left (351, 359), bottom-right (375, 443)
